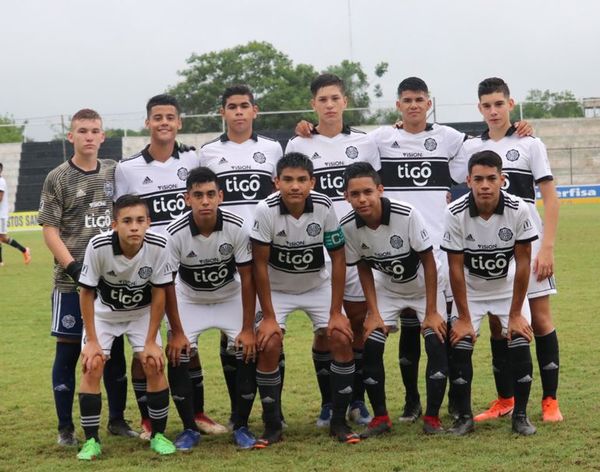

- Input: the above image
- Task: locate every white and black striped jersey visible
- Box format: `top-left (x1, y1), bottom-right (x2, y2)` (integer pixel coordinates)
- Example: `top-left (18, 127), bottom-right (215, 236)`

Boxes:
top-left (114, 144), bottom-right (200, 233)
top-left (251, 190), bottom-right (345, 294)
top-left (165, 209), bottom-right (252, 304)
top-left (370, 123), bottom-right (466, 248)
top-left (341, 197), bottom-right (436, 298)
top-left (441, 191), bottom-right (538, 301)
top-left (199, 133), bottom-right (282, 229)
top-left (285, 125), bottom-right (381, 218)
top-left (455, 126), bottom-right (553, 233)
top-left (79, 230), bottom-right (173, 322)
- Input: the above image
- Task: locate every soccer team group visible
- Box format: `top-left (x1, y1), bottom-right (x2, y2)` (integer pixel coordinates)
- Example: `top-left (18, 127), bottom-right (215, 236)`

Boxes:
top-left (36, 74), bottom-right (563, 460)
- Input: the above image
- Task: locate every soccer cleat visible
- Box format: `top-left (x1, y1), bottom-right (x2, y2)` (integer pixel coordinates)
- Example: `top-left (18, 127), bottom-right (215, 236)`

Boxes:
top-left (253, 427), bottom-right (283, 449)
top-left (23, 247), bottom-right (31, 265)
top-left (448, 415), bottom-right (475, 436)
top-left (316, 403), bottom-right (333, 428)
top-left (194, 412), bottom-right (228, 434)
top-left (348, 401), bottom-right (373, 426)
top-left (107, 418), bottom-right (139, 438)
top-left (542, 397), bottom-right (564, 422)
top-left (474, 397), bottom-right (514, 422)
top-left (77, 438), bottom-right (102, 460)
top-left (423, 415), bottom-right (444, 435)
top-left (329, 421), bottom-right (361, 444)
top-left (233, 426), bottom-right (257, 449)
top-left (150, 433), bottom-right (176, 455)
top-left (512, 414), bottom-right (537, 436)
top-left (139, 418), bottom-right (152, 441)
top-left (57, 426), bottom-right (78, 447)
top-left (174, 429), bottom-right (201, 451)
top-left (398, 401), bottom-right (422, 423)
top-left (360, 415), bottom-right (392, 439)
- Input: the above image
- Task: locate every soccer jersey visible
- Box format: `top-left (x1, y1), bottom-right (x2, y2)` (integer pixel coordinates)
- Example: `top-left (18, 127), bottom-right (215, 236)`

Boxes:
top-left (38, 158), bottom-right (116, 292)
top-left (251, 190), bottom-right (345, 294)
top-left (455, 126), bottom-right (553, 233)
top-left (199, 132), bottom-right (282, 227)
top-left (441, 191), bottom-right (538, 301)
top-left (114, 144), bottom-right (201, 233)
top-left (370, 123), bottom-right (466, 247)
top-left (285, 125), bottom-right (381, 218)
top-left (0, 176), bottom-right (8, 219)
top-left (165, 209), bottom-right (252, 304)
top-left (79, 230), bottom-right (172, 322)
top-left (341, 197), bottom-right (435, 298)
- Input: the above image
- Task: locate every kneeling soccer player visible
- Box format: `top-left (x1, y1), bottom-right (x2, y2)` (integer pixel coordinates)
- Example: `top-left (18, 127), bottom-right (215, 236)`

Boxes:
top-left (441, 151), bottom-right (538, 436)
top-left (340, 162), bottom-right (448, 436)
top-left (76, 195), bottom-right (178, 460)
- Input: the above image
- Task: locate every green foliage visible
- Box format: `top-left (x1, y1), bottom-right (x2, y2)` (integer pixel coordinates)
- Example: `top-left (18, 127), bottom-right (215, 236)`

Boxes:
top-left (0, 114), bottom-right (24, 143)
top-left (512, 89), bottom-right (584, 120)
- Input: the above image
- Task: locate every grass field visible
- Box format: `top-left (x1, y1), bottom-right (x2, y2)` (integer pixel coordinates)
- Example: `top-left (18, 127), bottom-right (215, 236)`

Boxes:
top-left (1, 203), bottom-right (599, 471)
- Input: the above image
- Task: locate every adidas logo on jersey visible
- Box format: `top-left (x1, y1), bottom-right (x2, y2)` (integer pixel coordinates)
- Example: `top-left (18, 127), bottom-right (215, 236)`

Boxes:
top-left (186, 250), bottom-right (197, 258)
top-left (76, 189), bottom-right (86, 198)
top-left (466, 234), bottom-right (475, 242)
top-left (311, 152), bottom-right (322, 160)
top-left (276, 229), bottom-right (287, 237)
top-left (142, 176), bottom-right (153, 185)
top-left (391, 141), bottom-right (400, 148)
top-left (361, 243), bottom-right (370, 249)
top-left (218, 157), bottom-right (228, 165)
top-left (107, 270), bottom-right (117, 277)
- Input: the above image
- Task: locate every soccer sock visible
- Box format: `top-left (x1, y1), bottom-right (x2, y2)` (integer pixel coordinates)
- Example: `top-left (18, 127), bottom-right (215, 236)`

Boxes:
top-left (330, 360), bottom-right (355, 425)
top-left (168, 352), bottom-right (198, 431)
top-left (446, 315), bottom-right (457, 407)
top-left (132, 378), bottom-right (149, 420)
top-left (424, 329), bottom-right (448, 418)
top-left (535, 330), bottom-right (560, 399)
top-left (52, 342), bottom-right (81, 430)
top-left (508, 335), bottom-right (533, 417)
top-left (312, 349), bottom-right (332, 406)
top-left (399, 315), bottom-right (421, 404)
top-left (351, 348), bottom-right (366, 404)
top-left (490, 338), bottom-right (514, 399)
top-left (7, 237), bottom-right (26, 253)
top-left (234, 350), bottom-right (257, 429)
top-left (104, 335), bottom-right (127, 421)
top-left (278, 347), bottom-right (286, 421)
top-left (363, 330), bottom-right (387, 417)
top-left (220, 334), bottom-right (238, 418)
top-left (189, 364), bottom-right (204, 415)
top-left (448, 337), bottom-right (474, 417)
top-left (256, 368), bottom-right (282, 430)
top-left (79, 393), bottom-right (101, 441)
top-left (147, 388), bottom-right (170, 436)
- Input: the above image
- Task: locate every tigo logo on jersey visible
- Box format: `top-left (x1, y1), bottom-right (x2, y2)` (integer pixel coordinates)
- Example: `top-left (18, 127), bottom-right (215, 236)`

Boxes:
top-left (224, 175), bottom-right (262, 200)
top-left (150, 192), bottom-right (187, 221)
top-left (85, 209), bottom-right (111, 229)
top-left (397, 161), bottom-right (432, 187)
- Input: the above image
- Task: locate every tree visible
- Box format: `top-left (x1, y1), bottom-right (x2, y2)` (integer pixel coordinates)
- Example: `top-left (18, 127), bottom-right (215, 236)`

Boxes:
top-left (512, 89), bottom-right (584, 120)
top-left (0, 115), bottom-right (24, 143)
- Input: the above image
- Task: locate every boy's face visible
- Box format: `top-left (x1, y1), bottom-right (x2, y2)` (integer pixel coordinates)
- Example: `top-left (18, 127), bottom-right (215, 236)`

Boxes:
top-left (145, 105), bottom-right (182, 144)
top-left (275, 167), bottom-right (315, 206)
top-left (478, 92), bottom-right (514, 131)
top-left (396, 90), bottom-right (431, 126)
top-left (311, 85), bottom-right (348, 126)
top-left (220, 94), bottom-right (257, 135)
top-left (112, 204), bottom-right (150, 246)
top-left (467, 164), bottom-right (505, 207)
top-left (185, 181), bottom-right (223, 221)
top-left (344, 176), bottom-right (384, 220)
top-left (68, 119), bottom-right (105, 157)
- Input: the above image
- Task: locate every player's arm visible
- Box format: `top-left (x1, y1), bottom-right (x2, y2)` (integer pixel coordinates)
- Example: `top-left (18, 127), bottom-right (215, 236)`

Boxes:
top-left (419, 249), bottom-right (446, 342)
top-left (447, 252), bottom-right (476, 346)
top-left (514, 120), bottom-right (534, 137)
top-left (507, 242), bottom-right (534, 342)
top-left (294, 120), bottom-right (315, 138)
top-left (236, 264), bottom-right (257, 362)
top-left (327, 246), bottom-right (353, 341)
top-left (356, 260), bottom-right (386, 341)
top-left (534, 180), bottom-right (559, 281)
top-left (42, 225), bottom-right (82, 281)
top-left (142, 285), bottom-right (167, 375)
top-left (79, 287), bottom-right (104, 372)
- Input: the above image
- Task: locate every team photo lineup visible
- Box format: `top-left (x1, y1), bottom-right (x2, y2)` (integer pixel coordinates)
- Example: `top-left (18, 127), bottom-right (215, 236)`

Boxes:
top-left (32, 73), bottom-right (565, 460)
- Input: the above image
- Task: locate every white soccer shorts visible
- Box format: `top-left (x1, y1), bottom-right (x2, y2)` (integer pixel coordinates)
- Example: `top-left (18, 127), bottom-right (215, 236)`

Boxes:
top-left (451, 297), bottom-right (532, 337)
top-left (527, 238), bottom-right (558, 299)
top-left (377, 288), bottom-right (446, 332)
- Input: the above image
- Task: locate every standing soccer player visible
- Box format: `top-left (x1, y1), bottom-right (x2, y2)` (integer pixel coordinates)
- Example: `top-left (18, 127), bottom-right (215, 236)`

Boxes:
top-left (442, 150), bottom-right (538, 436)
top-left (0, 162), bottom-right (31, 265)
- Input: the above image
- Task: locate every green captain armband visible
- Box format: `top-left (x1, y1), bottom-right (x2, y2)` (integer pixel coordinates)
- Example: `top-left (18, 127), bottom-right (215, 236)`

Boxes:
top-left (324, 227), bottom-right (345, 250)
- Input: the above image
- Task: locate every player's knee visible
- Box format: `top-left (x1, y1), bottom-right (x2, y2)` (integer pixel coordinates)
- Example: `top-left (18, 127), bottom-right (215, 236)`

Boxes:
top-left (424, 331), bottom-right (448, 373)
top-left (530, 303), bottom-right (554, 335)
top-left (142, 357), bottom-right (163, 377)
top-left (131, 356), bottom-right (145, 378)
top-left (328, 329), bottom-right (352, 354)
top-left (85, 355), bottom-right (105, 380)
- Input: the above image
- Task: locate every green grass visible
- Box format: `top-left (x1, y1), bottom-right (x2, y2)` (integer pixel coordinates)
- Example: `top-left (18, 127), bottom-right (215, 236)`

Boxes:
top-left (1, 203), bottom-right (599, 471)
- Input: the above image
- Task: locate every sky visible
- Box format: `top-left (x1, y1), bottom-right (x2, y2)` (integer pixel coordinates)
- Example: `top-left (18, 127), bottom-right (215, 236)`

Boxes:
top-left (1, 0), bottom-right (599, 140)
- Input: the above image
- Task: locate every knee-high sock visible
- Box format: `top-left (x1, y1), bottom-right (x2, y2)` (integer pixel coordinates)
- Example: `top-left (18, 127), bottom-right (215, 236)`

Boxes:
top-left (399, 315), bottom-right (421, 403)
top-left (351, 348), bottom-right (366, 404)
top-left (234, 350), bottom-right (257, 429)
top-left (52, 342), bottom-right (80, 430)
top-left (448, 337), bottom-right (474, 417)
top-left (363, 330), bottom-right (387, 417)
top-left (491, 337), bottom-right (514, 398)
top-left (220, 335), bottom-right (238, 417)
top-left (256, 368), bottom-right (282, 430)
top-left (189, 363), bottom-right (204, 415)
top-left (312, 349), bottom-right (332, 406)
top-left (424, 329), bottom-right (448, 417)
top-left (168, 352), bottom-right (198, 431)
top-left (104, 335), bottom-right (127, 420)
top-left (147, 388), bottom-right (170, 436)
top-left (330, 360), bottom-right (355, 425)
top-left (508, 335), bottom-right (533, 416)
top-left (535, 330), bottom-right (560, 399)
top-left (79, 393), bottom-right (101, 441)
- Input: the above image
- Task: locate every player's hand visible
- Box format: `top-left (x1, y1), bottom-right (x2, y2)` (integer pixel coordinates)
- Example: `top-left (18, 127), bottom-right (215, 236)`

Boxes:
top-left (422, 312), bottom-right (447, 343)
top-left (166, 330), bottom-right (190, 367)
top-left (450, 317), bottom-right (476, 346)
top-left (532, 245), bottom-right (554, 282)
top-left (235, 328), bottom-right (257, 363)
top-left (256, 317), bottom-right (282, 352)
top-left (363, 312), bottom-right (388, 342)
top-left (65, 261), bottom-right (83, 283)
top-left (141, 341), bottom-right (165, 375)
top-left (295, 120), bottom-right (314, 137)
top-left (81, 340), bottom-right (105, 373)
top-left (393, 120), bottom-right (404, 129)
top-left (176, 141), bottom-right (196, 153)
top-left (507, 313), bottom-right (533, 342)
top-left (327, 312), bottom-right (354, 342)
top-left (514, 120), bottom-right (534, 137)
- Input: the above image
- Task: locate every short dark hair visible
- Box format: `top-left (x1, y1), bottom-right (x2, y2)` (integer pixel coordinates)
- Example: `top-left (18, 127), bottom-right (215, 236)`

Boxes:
top-left (146, 94), bottom-right (181, 117)
top-left (221, 85), bottom-right (255, 107)
top-left (71, 109), bottom-right (102, 128)
top-left (468, 150), bottom-right (503, 174)
top-left (478, 77), bottom-right (510, 99)
top-left (310, 73), bottom-right (345, 96)
top-left (397, 77), bottom-right (429, 96)
top-left (343, 162), bottom-right (381, 190)
top-left (276, 152), bottom-right (314, 178)
top-left (186, 166), bottom-right (219, 191)
top-left (113, 194), bottom-right (149, 219)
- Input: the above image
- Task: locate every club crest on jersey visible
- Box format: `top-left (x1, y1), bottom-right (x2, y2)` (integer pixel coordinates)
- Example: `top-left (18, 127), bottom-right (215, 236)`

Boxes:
top-left (345, 146), bottom-right (359, 159)
top-left (177, 167), bottom-right (189, 181)
top-left (62, 314), bottom-right (76, 329)
top-left (506, 149), bottom-right (520, 162)
top-left (104, 181), bottom-right (114, 198)
top-left (424, 138), bottom-right (437, 151)
top-left (498, 227), bottom-right (513, 241)
top-left (306, 223), bottom-right (322, 237)
top-left (138, 266), bottom-right (153, 279)
top-left (219, 243), bottom-right (234, 256)
top-left (253, 152), bottom-right (266, 164)
top-left (390, 235), bottom-right (404, 249)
